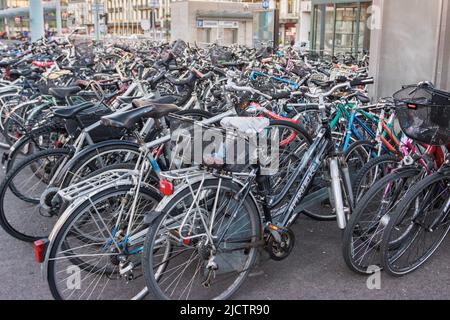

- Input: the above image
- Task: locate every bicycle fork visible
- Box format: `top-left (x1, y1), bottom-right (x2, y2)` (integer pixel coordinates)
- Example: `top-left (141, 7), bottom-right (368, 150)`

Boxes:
top-left (329, 155), bottom-right (354, 230)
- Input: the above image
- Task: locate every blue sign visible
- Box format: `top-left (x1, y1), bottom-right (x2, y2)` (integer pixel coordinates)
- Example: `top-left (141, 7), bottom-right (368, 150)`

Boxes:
top-left (197, 20), bottom-right (203, 28)
top-left (262, 0), bottom-right (269, 9)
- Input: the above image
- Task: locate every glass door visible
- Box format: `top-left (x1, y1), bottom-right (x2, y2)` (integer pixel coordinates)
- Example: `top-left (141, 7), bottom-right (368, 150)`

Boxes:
top-left (334, 3), bottom-right (358, 55)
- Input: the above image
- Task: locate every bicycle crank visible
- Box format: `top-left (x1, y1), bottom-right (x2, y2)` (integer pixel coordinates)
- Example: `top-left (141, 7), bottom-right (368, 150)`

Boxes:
top-left (265, 224), bottom-right (295, 261)
top-left (39, 187), bottom-right (61, 216)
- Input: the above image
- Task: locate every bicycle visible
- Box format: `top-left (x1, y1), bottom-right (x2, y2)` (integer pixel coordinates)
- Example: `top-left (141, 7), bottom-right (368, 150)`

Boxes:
top-left (141, 78), bottom-right (374, 300)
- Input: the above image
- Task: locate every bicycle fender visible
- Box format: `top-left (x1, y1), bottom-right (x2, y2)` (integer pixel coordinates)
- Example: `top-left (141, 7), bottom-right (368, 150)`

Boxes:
top-left (55, 140), bottom-right (140, 185)
top-left (143, 210), bottom-right (166, 225)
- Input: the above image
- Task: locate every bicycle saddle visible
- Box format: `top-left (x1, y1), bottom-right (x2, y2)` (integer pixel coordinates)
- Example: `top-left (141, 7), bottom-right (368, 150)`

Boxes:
top-left (101, 104), bottom-right (180, 129)
top-left (48, 86), bottom-right (82, 100)
top-left (0, 59), bottom-right (17, 68)
top-left (131, 95), bottom-right (178, 109)
top-left (117, 96), bottom-right (143, 104)
top-left (9, 68), bottom-right (32, 77)
top-left (356, 93), bottom-right (371, 104)
top-left (52, 101), bottom-right (96, 119)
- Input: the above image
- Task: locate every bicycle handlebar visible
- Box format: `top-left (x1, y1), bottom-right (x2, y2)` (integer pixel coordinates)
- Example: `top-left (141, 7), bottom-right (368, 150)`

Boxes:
top-left (293, 77), bottom-right (374, 99)
top-left (350, 77), bottom-right (374, 87)
top-left (224, 83), bottom-right (272, 100)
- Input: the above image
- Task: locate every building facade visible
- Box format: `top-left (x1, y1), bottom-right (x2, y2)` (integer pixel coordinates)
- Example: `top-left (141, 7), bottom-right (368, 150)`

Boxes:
top-left (242, 0), bottom-right (301, 45)
top-left (307, 0), bottom-right (372, 57)
top-left (66, 0), bottom-right (171, 38)
top-left (105, 0), bottom-right (171, 36)
top-left (170, 0), bottom-right (306, 46)
top-left (170, 0), bottom-right (261, 46)
top-left (0, 0), bottom-right (69, 38)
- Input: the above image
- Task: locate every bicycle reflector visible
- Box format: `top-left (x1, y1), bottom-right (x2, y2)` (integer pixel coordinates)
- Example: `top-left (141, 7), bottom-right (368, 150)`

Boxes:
top-left (33, 239), bottom-right (48, 263)
top-left (159, 179), bottom-right (174, 196)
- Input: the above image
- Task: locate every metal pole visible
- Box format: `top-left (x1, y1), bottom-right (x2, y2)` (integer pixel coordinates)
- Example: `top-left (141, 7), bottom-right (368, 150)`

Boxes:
top-left (152, 9), bottom-right (156, 40)
top-left (29, 0), bottom-right (45, 42)
top-left (56, 0), bottom-right (62, 36)
top-left (94, 0), bottom-right (100, 41)
top-left (355, 2), bottom-right (361, 58)
top-left (127, 0), bottom-right (130, 35)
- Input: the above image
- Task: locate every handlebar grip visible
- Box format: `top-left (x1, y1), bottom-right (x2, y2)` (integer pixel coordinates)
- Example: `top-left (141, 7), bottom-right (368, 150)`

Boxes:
top-left (350, 77), bottom-right (374, 87)
top-left (212, 67), bottom-right (227, 76)
top-left (272, 91), bottom-right (291, 99)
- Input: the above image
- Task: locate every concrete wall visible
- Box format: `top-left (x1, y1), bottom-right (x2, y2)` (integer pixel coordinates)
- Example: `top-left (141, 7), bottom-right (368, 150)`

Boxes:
top-left (170, 1), bottom-right (192, 43)
top-left (369, 0), bottom-right (450, 98)
top-left (170, 1), bottom-right (258, 46)
top-left (297, 11), bottom-right (310, 45)
top-left (436, 0), bottom-right (450, 89)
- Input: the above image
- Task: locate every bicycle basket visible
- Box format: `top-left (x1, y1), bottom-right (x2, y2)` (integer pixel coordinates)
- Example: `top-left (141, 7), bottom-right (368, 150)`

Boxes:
top-left (170, 39), bottom-right (187, 57)
top-left (65, 103), bottom-right (124, 142)
top-left (168, 115), bottom-right (272, 173)
top-left (74, 40), bottom-right (95, 67)
top-left (393, 85), bottom-right (450, 146)
top-left (210, 47), bottom-right (235, 65)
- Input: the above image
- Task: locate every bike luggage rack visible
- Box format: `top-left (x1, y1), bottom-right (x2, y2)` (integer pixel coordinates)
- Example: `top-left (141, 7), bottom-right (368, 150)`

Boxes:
top-left (57, 169), bottom-right (137, 202)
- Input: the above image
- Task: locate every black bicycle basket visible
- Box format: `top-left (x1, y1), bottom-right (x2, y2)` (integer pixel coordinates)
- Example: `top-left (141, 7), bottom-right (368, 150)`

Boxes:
top-left (74, 40), bottom-right (95, 67)
top-left (210, 47), bottom-right (235, 66)
top-left (168, 115), bottom-right (258, 172)
top-left (393, 84), bottom-right (450, 146)
top-left (65, 103), bottom-right (125, 143)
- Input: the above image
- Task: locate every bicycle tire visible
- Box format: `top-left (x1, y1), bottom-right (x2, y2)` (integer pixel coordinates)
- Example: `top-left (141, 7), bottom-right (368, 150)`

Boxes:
top-left (0, 148), bottom-right (72, 242)
top-left (380, 170), bottom-right (450, 276)
top-left (352, 154), bottom-right (400, 201)
top-left (47, 183), bottom-right (161, 300)
top-left (342, 166), bottom-right (422, 274)
top-left (142, 178), bottom-right (262, 300)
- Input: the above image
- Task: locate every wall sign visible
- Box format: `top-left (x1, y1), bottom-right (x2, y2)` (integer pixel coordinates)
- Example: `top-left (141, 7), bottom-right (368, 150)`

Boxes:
top-left (197, 20), bottom-right (238, 28)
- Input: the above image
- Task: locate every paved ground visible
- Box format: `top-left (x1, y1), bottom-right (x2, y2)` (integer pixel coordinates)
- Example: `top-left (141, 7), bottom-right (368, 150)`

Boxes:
top-left (0, 145), bottom-right (449, 300)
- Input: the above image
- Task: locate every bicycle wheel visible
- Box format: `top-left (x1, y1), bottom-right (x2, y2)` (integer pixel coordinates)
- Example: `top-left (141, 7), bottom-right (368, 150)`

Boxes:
top-left (342, 167), bottom-right (422, 274)
top-left (47, 184), bottom-right (161, 300)
top-left (292, 105), bottom-right (322, 137)
top-left (142, 178), bottom-right (261, 300)
top-left (0, 148), bottom-right (72, 242)
top-left (60, 142), bottom-right (142, 187)
top-left (344, 140), bottom-right (378, 181)
top-left (381, 170), bottom-right (450, 276)
top-left (352, 154), bottom-right (400, 202)
top-left (6, 124), bottom-right (67, 172)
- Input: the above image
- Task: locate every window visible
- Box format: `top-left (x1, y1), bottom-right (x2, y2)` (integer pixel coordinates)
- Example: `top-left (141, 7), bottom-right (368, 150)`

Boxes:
top-left (311, 1), bottom-right (372, 58)
top-left (288, 0), bottom-right (294, 14)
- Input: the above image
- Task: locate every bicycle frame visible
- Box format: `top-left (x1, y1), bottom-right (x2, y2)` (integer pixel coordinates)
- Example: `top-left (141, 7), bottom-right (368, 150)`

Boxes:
top-left (249, 68), bottom-right (300, 90)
